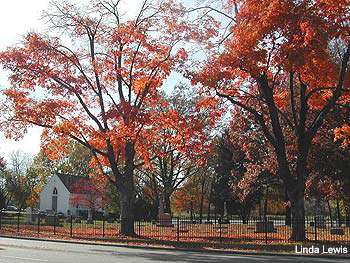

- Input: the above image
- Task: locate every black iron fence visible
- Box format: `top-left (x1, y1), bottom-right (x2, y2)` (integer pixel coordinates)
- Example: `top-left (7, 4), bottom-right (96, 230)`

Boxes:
top-left (0, 211), bottom-right (349, 245)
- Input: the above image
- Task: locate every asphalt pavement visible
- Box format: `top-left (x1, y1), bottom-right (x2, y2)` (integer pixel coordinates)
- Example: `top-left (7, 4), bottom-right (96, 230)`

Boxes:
top-left (0, 237), bottom-right (347, 263)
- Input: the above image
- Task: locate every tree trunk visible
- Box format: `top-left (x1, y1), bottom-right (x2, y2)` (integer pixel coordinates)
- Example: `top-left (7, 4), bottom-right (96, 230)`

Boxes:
top-left (285, 187), bottom-right (291, 226)
top-left (119, 179), bottom-right (135, 236)
top-left (206, 201), bottom-right (211, 222)
top-left (327, 200), bottom-right (333, 227)
top-left (288, 137), bottom-right (309, 241)
top-left (206, 183), bottom-right (213, 222)
top-left (190, 201), bottom-right (194, 221)
top-left (347, 200), bottom-right (350, 227)
top-left (199, 196), bottom-right (204, 223)
top-left (336, 199), bottom-right (342, 227)
top-left (163, 193), bottom-right (171, 215)
top-left (199, 179), bottom-right (206, 223)
top-left (264, 186), bottom-right (269, 218)
top-left (289, 183), bottom-right (306, 241)
top-left (119, 142), bottom-right (135, 236)
top-left (240, 205), bottom-right (250, 224)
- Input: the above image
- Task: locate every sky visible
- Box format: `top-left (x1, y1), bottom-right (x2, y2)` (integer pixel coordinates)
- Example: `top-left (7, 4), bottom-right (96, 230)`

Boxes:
top-left (0, 0), bottom-right (152, 161)
top-left (0, 0), bottom-right (50, 160)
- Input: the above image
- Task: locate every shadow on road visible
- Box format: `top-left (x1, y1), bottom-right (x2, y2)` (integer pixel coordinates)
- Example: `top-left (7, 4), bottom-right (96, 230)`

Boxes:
top-left (108, 250), bottom-right (336, 263)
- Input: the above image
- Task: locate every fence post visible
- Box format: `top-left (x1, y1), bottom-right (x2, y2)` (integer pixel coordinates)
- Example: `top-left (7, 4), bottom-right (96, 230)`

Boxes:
top-left (0, 211), bottom-right (2, 230)
top-left (17, 211), bottom-right (20, 233)
top-left (177, 217), bottom-right (180, 242)
top-left (53, 213), bottom-right (56, 235)
top-left (70, 215), bottom-right (73, 237)
top-left (219, 217), bottom-right (222, 244)
top-left (314, 215), bottom-right (317, 242)
top-left (37, 213), bottom-right (40, 234)
top-left (264, 214), bottom-right (268, 244)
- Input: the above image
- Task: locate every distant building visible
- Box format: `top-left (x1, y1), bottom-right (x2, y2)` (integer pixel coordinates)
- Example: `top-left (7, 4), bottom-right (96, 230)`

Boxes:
top-left (39, 173), bottom-right (102, 217)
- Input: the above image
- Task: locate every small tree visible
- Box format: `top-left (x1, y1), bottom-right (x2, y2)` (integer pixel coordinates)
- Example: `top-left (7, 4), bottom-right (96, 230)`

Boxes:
top-left (69, 177), bottom-right (108, 220)
top-left (3, 151), bottom-right (37, 209)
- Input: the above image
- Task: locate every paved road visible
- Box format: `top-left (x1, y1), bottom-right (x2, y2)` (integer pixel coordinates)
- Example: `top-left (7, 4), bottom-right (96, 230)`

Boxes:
top-left (0, 237), bottom-right (347, 263)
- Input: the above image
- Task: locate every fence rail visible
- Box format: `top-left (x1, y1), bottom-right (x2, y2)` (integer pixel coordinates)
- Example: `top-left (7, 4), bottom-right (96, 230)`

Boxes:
top-left (0, 211), bottom-right (349, 245)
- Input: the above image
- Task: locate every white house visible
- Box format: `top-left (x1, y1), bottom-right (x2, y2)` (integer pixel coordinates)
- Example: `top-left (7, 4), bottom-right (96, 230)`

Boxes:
top-left (39, 173), bottom-right (100, 217)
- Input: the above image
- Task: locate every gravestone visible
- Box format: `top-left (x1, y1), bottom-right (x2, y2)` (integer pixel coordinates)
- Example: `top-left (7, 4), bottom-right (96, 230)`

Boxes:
top-left (330, 227), bottom-right (344, 235)
top-left (158, 213), bottom-right (173, 227)
top-left (86, 209), bottom-right (93, 224)
top-left (315, 215), bottom-right (326, 228)
top-left (157, 193), bottom-right (173, 227)
top-left (255, 221), bottom-right (276, 233)
top-left (25, 207), bottom-right (38, 225)
top-left (45, 215), bottom-right (60, 226)
top-left (25, 207), bottom-right (32, 224)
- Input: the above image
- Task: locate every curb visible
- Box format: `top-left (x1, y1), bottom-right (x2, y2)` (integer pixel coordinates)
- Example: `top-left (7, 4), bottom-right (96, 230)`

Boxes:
top-left (0, 235), bottom-right (349, 259)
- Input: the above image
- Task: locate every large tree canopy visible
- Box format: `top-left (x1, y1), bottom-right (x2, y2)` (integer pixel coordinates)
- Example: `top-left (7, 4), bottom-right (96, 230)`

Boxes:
top-left (192, 0), bottom-right (350, 241)
top-left (0, 0), bottom-right (213, 235)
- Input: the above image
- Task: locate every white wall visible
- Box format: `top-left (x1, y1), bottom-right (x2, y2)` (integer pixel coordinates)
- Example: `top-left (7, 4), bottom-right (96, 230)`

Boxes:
top-left (39, 174), bottom-right (71, 215)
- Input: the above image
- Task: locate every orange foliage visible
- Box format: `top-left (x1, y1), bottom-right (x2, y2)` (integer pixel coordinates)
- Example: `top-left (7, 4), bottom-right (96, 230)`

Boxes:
top-left (0, 0), bottom-right (209, 180)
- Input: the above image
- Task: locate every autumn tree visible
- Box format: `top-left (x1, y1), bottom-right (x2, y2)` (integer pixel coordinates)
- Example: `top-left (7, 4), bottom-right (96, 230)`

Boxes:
top-left (0, 0), bottom-right (213, 235)
top-left (212, 128), bottom-right (276, 223)
top-left (30, 141), bottom-right (96, 179)
top-left (1, 151), bottom-right (38, 209)
top-left (137, 86), bottom-right (210, 215)
top-left (173, 173), bottom-right (208, 220)
top-left (307, 110), bottom-right (350, 226)
top-left (192, 0), bottom-right (350, 241)
top-left (69, 176), bottom-right (108, 221)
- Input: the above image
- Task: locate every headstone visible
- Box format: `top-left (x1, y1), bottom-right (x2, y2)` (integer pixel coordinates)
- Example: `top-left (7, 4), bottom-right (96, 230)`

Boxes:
top-left (223, 201), bottom-right (228, 217)
top-left (25, 207), bottom-right (32, 224)
top-left (346, 216), bottom-right (350, 227)
top-left (315, 215), bottom-right (326, 228)
top-left (158, 213), bottom-right (173, 227)
top-left (86, 209), bottom-right (93, 224)
top-left (157, 192), bottom-right (173, 227)
top-left (25, 207), bottom-right (38, 225)
top-left (255, 221), bottom-right (276, 233)
top-left (330, 227), bottom-right (344, 235)
top-left (45, 215), bottom-right (60, 226)
top-left (158, 193), bottom-right (164, 215)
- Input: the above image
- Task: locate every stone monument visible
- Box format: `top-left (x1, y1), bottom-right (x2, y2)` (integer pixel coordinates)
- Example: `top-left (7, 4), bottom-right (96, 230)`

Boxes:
top-left (25, 207), bottom-right (38, 225)
top-left (157, 193), bottom-right (173, 227)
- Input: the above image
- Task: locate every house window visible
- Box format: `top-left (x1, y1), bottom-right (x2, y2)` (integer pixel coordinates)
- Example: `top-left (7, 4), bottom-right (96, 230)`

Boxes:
top-left (52, 187), bottom-right (58, 211)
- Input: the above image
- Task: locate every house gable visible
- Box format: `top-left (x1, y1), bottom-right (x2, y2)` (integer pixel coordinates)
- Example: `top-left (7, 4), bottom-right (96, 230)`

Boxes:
top-left (39, 174), bottom-right (71, 214)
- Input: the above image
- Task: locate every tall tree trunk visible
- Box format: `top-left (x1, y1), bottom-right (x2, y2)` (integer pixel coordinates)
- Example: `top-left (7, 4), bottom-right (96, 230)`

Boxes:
top-left (264, 186), bottom-right (269, 218)
top-left (119, 177), bottom-right (135, 236)
top-left (119, 142), bottom-right (135, 236)
top-left (287, 137), bottom-right (309, 241)
top-left (288, 181), bottom-right (306, 241)
top-left (199, 196), bottom-right (204, 223)
top-left (207, 202), bottom-right (211, 222)
top-left (206, 183), bottom-right (213, 222)
top-left (163, 192), bottom-right (171, 215)
top-left (199, 178), bottom-right (206, 223)
top-left (336, 199), bottom-right (342, 227)
top-left (190, 201), bottom-right (194, 221)
top-left (259, 199), bottom-right (263, 220)
top-left (347, 200), bottom-right (350, 227)
top-left (327, 200), bottom-right (333, 227)
top-left (240, 205), bottom-right (250, 224)
top-left (285, 187), bottom-right (291, 226)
